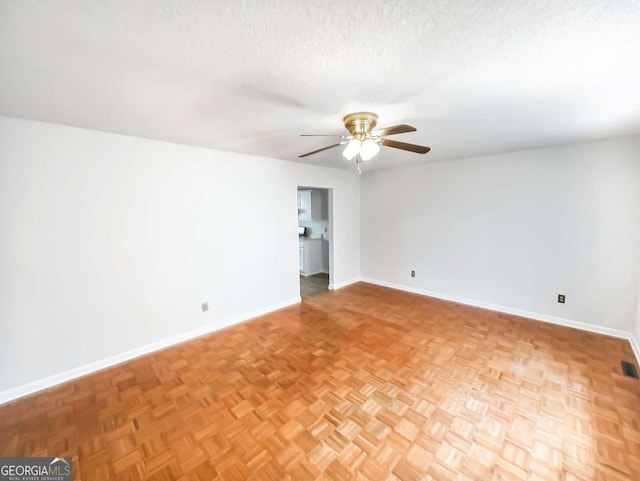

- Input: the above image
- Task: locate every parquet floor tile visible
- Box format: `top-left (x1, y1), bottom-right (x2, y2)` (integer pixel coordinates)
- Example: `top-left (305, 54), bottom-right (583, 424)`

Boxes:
top-left (1, 282), bottom-right (639, 480)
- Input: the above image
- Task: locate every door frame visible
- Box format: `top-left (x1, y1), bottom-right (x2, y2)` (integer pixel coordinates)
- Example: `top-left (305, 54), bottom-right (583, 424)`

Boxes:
top-left (297, 186), bottom-right (333, 293)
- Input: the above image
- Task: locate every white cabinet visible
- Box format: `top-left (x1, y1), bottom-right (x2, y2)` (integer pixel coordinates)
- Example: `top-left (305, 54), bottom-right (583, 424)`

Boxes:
top-left (322, 239), bottom-right (329, 272)
top-left (298, 189), bottom-right (323, 221)
top-left (297, 190), bottom-right (309, 220)
top-left (299, 239), bottom-right (323, 276)
top-left (299, 242), bottom-right (305, 272)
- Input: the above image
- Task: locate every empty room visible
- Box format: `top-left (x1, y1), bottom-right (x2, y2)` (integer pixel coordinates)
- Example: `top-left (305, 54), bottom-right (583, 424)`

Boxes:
top-left (1, 1), bottom-right (639, 480)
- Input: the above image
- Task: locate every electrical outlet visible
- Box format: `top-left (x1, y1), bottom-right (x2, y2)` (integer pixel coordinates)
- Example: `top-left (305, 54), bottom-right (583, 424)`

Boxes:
top-left (557, 294), bottom-right (565, 304)
top-left (201, 302), bottom-right (209, 312)
top-left (411, 270), bottom-right (416, 277)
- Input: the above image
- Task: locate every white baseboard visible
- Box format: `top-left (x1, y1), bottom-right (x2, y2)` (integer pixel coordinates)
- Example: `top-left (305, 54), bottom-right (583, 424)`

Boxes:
top-left (0, 296), bottom-right (301, 405)
top-left (329, 277), bottom-right (360, 290)
top-left (361, 277), bottom-right (640, 364)
top-left (301, 269), bottom-right (329, 277)
top-left (630, 335), bottom-right (640, 366)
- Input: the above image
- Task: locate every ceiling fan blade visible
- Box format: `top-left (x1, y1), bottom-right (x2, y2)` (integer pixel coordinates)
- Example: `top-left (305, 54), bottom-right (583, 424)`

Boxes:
top-left (374, 124), bottom-right (417, 137)
top-left (382, 139), bottom-right (431, 154)
top-left (298, 142), bottom-right (344, 158)
top-left (300, 134), bottom-right (344, 137)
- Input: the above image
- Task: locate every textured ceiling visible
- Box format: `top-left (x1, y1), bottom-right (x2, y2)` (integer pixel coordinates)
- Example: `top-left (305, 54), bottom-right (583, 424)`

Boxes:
top-left (1, 1), bottom-right (640, 171)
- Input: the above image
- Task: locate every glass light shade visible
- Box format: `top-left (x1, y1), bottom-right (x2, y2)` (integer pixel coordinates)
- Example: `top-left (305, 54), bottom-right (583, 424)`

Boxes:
top-left (342, 139), bottom-right (361, 160)
top-left (360, 138), bottom-right (380, 161)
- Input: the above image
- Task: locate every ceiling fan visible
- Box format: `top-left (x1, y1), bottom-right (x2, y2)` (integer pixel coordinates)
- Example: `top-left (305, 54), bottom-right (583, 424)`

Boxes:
top-left (299, 112), bottom-right (430, 172)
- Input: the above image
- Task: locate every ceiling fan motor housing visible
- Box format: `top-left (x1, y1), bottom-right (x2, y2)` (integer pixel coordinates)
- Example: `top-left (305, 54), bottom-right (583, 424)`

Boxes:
top-left (343, 112), bottom-right (378, 139)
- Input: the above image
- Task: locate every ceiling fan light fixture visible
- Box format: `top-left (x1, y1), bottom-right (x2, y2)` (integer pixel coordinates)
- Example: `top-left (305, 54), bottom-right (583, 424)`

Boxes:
top-left (299, 112), bottom-right (430, 168)
top-left (342, 138), bottom-right (361, 160)
top-left (360, 138), bottom-right (380, 161)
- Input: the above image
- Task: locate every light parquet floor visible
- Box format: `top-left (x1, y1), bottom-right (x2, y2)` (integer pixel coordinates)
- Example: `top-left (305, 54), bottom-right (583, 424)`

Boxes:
top-left (1, 282), bottom-right (639, 480)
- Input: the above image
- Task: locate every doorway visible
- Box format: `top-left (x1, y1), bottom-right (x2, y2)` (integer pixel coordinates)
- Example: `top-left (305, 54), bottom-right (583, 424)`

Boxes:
top-left (297, 186), bottom-right (331, 299)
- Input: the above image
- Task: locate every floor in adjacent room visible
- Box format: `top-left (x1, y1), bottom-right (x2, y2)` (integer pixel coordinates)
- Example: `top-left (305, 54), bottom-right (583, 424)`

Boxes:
top-left (1, 282), bottom-right (639, 480)
top-left (300, 272), bottom-right (329, 299)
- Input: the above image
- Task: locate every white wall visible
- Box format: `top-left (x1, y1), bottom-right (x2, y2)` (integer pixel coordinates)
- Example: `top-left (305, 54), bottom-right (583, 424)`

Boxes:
top-left (635, 281), bottom-right (640, 349)
top-left (0, 116), bottom-right (360, 397)
top-left (361, 135), bottom-right (640, 334)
